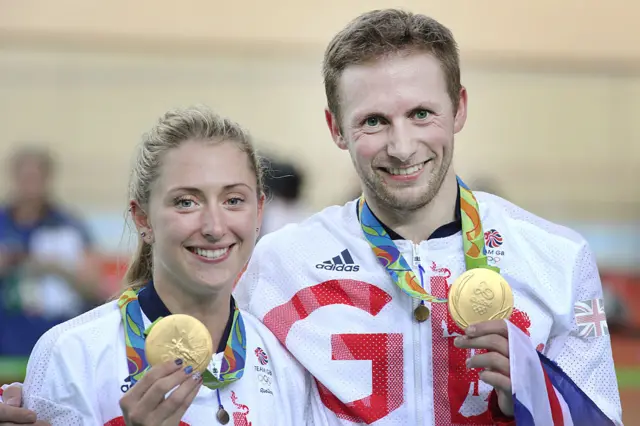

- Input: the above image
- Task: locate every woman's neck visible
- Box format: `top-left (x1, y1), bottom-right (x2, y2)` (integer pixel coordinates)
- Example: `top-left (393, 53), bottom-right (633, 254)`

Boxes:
top-left (152, 273), bottom-right (231, 351)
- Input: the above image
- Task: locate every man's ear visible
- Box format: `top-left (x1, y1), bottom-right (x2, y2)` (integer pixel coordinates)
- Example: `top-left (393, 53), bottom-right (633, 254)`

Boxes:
top-left (453, 86), bottom-right (468, 134)
top-left (325, 108), bottom-right (348, 150)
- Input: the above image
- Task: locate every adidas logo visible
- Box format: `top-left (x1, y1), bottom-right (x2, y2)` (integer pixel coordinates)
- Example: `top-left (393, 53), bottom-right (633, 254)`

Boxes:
top-left (316, 249), bottom-right (360, 272)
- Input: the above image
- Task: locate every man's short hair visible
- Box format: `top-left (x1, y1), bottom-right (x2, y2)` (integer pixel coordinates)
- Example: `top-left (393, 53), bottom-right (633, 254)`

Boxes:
top-left (322, 9), bottom-right (462, 123)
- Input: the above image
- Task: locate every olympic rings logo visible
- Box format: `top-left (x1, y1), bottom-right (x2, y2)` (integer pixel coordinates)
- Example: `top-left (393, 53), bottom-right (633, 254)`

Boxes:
top-left (258, 374), bottom-right (272, 385)
top-left (487, 256), bottom-right (501, 263)
top-left (474, 284), bottom-right (495, 300)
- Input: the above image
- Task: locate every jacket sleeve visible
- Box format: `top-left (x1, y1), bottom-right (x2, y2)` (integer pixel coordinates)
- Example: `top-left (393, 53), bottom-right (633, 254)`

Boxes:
top-left (544, 241), bottom-right (623, 425)
top-left (22, 326), bottom-right (101, 425)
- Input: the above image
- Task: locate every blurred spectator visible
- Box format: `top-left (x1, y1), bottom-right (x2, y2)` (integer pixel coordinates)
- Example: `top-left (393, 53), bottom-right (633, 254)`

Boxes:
top-left (260, 158), bottom-right (311, 237)
top-left (0, 145), bottom-right (103, 356)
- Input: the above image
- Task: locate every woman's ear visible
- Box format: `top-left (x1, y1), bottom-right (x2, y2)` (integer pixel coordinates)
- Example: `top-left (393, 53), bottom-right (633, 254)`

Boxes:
top-left (130, 200), bottom-right (153, 243)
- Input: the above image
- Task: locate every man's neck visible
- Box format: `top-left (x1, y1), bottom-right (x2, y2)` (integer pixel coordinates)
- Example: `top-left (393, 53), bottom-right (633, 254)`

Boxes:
top-left (153, 272), bottom-right (231, 350)
top-left (365, 173), bottom-right (458, 244)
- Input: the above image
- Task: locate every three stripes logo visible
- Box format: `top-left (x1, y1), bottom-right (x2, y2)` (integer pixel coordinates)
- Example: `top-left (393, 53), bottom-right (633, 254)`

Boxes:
top-left (316, 249), bottom-right (360, 272)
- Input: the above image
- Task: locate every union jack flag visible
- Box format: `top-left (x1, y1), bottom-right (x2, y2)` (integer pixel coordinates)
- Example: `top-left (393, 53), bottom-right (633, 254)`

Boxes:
top-left (574, 298), bottom-right (609, 338)
top-left (508, 321), bottom-right (616, 425)
top-left (255, 347), bottom-right (269, 365)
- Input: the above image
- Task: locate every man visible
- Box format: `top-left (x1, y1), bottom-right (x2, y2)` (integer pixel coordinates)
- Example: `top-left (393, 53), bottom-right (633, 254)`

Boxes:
top-left (0, 146), bottom-right (103, 356)
top-left (235, 9), bottom-right (621, 425)
top-left (0, 9), bottom-right (622, 425)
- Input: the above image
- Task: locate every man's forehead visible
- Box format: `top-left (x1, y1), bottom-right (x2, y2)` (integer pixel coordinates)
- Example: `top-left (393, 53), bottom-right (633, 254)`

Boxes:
top-left (338, 54), bottom-right (447, 114)
top-left (340, 52), bottom-right (443, 81)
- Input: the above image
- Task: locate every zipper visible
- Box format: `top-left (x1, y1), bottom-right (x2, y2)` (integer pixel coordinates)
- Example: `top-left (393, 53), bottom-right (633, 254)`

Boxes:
top-left (411, 242), bottom-right (424, 426)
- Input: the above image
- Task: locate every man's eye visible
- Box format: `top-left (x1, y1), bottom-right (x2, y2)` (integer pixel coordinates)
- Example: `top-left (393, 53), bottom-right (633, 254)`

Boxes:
top-left (415, 110), bottom-right (430, 120)
top-left (365, 117), bottom-right (380, 127)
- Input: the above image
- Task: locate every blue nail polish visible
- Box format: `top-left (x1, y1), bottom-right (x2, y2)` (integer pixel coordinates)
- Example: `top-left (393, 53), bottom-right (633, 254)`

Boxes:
top-left (175, 359), bottom-right (183, 365)
top-left (184, 365), bottom-right (193, 374)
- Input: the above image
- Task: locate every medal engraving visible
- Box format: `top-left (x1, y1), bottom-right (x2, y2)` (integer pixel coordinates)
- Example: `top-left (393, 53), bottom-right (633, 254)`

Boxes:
top-left (145, 314), bottom-right (214, 374)
top-left (448, 268), bottom-right (513, 329)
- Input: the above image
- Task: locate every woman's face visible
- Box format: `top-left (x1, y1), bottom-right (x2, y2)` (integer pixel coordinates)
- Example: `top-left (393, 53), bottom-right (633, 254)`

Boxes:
top-left (135, 139), bottom-right (263, 296)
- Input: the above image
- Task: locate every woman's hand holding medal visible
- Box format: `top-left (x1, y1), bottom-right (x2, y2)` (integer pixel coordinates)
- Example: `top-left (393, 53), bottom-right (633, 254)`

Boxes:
top-left (120, 315), bottom-right (213, 426)
top-left (119, 358), bottom-right (203, 426)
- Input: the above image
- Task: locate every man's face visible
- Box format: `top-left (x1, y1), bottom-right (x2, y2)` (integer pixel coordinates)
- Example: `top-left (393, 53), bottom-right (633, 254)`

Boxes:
top-left (326, 52), bottom-right (467, 212)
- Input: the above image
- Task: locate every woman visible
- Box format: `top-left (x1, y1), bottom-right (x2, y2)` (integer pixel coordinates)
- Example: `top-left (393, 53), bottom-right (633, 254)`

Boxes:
top-left (18, 106), bottom-right (314, 425)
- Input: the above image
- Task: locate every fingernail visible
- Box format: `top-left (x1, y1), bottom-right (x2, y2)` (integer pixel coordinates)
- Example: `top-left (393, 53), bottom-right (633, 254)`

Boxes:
top-left (192, 372), bottom-right (202, 381)
top-left (5, 397), bottom-right (20, 407)
top-left (184, 365), bottom-right (193, 374)
top-left (466, 326), bottom-right (476, 335)
top-left (175, 358), bottom-right (183, 366)
top-left (465, 358), bottom-right (471, 368)
top-left (453, 335), bottom-right (469, 344)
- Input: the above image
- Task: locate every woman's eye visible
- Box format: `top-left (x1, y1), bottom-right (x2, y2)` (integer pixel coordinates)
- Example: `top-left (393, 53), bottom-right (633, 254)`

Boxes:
top-left (226, 197), bottom-right (244, 206)
top-left (174, 197), bottom-right (197, 209)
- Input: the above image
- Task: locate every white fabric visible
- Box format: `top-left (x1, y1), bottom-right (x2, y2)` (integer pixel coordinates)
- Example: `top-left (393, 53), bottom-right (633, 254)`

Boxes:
top-left (234, 192), bottom-right (623, 425)
top-left (507, 320), bottom-right (555, 425)
top-left (22, 301), bottom-right (317, 426)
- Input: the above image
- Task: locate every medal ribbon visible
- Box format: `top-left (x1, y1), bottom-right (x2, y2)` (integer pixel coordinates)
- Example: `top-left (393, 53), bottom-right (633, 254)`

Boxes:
top-left (358, 176), bottom-right (498, 303)
top-left (117, 287), bottom-right (247, 390)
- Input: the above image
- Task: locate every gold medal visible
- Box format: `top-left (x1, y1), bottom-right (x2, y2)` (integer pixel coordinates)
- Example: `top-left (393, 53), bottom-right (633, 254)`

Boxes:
top-left (145, 314), bottom-right (214, 374)
top-left (448, 268), bottom-right (513, 330)
top-left (413, 304), bottom-right (430, 322)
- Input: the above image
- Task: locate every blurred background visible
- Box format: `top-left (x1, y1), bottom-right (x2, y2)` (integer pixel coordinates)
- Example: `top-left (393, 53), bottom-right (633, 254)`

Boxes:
top-left (0, 0), bottom-right (638, 422)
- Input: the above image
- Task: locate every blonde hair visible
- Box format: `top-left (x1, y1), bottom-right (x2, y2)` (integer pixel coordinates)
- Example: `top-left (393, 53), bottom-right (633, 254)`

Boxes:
top-left (123, 105), bottom-right (263, 291)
